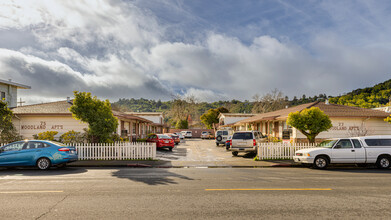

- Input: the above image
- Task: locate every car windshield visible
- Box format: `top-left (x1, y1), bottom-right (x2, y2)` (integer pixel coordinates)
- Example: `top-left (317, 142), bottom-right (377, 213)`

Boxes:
top-left (317, 140), bottom-right (337, 148)
top-left (158, 134), bottom-right (171, 139)
top-left (232, 132), bottom-right (253, 140)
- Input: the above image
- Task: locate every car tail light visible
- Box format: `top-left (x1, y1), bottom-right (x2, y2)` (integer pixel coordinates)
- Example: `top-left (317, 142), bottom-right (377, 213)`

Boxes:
top-left (58, 148), bottom-right (70, 152)
top-left (253, 139), bottom-right (256, 146)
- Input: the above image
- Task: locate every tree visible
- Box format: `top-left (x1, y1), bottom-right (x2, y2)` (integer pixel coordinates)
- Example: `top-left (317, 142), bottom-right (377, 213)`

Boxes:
top-left (252, 89), bottom-right (287, 113)
top-left (69, 91), bottom-right (119, 143)
top-left (0, 100), bottom-right (21, 143)
top-left (200, 107), bottom-right (229, 129)
top-left (287, 107), bottom-right (332, 143)
top-left (175, 120), bottom-right (189, 129)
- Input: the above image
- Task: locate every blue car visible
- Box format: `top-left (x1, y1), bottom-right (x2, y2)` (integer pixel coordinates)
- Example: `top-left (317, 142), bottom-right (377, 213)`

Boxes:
top-left (0, 140), bottom-right (78, 170)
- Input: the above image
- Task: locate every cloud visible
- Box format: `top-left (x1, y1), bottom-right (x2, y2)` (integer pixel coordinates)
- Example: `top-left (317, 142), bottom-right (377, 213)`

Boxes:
top-left (0, 0), bottom-right (391, 104)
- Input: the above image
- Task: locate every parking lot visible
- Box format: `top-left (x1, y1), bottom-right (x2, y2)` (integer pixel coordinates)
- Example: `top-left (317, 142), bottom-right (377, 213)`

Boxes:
top-left (156, 138), bottom-right (255, 163)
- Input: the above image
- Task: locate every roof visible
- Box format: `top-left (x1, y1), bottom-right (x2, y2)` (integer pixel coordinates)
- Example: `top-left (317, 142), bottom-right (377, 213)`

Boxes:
top-left (219, 113), bottom-right (256, 118)
top-left (125, 112), bottom-right (163, 116)
top-left (12, 100), bottom-right (153, 123)
top-left (0, 79), bottom-right (31, 89)
top-left (235, 101), bottom-right (391, 125)
top-left (12, 100), bottom-right (73, 114)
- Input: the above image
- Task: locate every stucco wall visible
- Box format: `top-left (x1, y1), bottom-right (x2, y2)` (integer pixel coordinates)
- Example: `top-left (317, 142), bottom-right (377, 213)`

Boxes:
top-left (0, 83), bottom-right (17, 107)
top-left (294, 117), bottom-right (391, 139)
top-left (13, 115), bottom-right (88, 139)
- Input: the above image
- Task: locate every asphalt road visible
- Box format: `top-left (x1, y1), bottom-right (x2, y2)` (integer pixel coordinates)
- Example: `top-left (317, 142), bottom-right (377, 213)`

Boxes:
top-left (1, 167), bottom-right (391, 219)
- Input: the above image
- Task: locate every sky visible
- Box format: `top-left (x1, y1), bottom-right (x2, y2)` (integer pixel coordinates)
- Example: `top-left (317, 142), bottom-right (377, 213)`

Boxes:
top-left (0, 0), bottom-right (391, 104)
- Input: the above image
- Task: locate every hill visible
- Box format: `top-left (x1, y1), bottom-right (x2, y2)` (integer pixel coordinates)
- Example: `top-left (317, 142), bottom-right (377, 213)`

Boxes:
top-left (329, 79), bottom-right (391, 108)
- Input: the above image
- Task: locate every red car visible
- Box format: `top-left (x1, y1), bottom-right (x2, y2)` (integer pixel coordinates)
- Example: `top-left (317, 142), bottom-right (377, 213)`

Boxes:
top-left (164, 133), bottom-right (180, 145)
top-left (147, 134), bottom-right (175, 151)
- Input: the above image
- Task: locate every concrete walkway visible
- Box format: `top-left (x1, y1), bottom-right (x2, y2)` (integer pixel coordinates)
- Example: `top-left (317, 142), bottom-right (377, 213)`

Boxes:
top-left (69, 139), bottom-right (299, 168)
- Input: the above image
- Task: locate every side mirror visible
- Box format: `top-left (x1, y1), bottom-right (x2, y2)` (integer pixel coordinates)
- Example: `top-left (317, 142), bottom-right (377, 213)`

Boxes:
top-left (334, 145), bottom-right (342, 149)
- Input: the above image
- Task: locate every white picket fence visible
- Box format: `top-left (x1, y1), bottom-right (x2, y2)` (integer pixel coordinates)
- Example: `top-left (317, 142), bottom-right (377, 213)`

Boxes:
top-left (71, 142), bottom-right (156, 160)
top-left (257, 143), bottom-right (316, 160)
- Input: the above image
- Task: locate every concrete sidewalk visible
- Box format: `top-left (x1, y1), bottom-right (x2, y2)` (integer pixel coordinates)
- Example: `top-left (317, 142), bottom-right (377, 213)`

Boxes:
top-left (68, 159), bottom-right (299, 168)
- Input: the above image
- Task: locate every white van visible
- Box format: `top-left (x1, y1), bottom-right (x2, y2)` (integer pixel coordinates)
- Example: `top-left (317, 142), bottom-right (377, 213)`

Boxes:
top-left (294, 135), bottom-right (391, 169)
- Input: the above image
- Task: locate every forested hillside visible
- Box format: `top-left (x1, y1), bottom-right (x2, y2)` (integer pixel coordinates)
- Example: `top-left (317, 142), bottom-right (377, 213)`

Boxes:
top-left (329, 79), bottom-right (391, 108)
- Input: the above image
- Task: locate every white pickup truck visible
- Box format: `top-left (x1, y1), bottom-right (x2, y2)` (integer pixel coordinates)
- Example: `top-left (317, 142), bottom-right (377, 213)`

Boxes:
top-left (293, 136), bottom-right (391, 169)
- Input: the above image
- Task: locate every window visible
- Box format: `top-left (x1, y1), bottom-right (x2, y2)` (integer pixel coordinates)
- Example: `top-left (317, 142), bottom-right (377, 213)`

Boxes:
top-left (351, 139), bottom-right (362, 148)
top-left (222, 131), bottom-right (228, 135)
top-left (2, 142), bottom-right (25, 152)
top-left (232, 132), bottom-right (253, 140)
top-left (0, 91), bottom-right (5, 101)
top-left (365, 139), bottom-right (391, 146)
top-left (335, 139), bottom-right (353, 149)
top-left (24, 142), bottom-right (44, 149)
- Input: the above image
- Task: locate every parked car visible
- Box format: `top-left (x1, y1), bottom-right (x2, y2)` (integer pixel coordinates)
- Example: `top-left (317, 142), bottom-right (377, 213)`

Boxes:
top-left (183, 131), bottom-right (192, 138)
top-left (146, 134), bottom-right (175, 151)
top-left (165, 133), bottom-right (180, 145)
top-left (201, 131), bottom-right (211, 139)
top-left (293, 136), bottom-right (391, 169)
top-left (229, 131), bottom-right (267, 156)
top-left (175, 132), bottom-right (184, 139)
top-left (226, 135), bottom-right (232, 150)
top-left (0, 140), bottom-right (78, 170)
top-left (215, 129), bottom-right (234, 146)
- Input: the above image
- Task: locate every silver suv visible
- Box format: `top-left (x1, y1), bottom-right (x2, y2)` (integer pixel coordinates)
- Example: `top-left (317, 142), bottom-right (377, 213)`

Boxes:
top-left (229, 131), bottom-right (267, 156)
top-left (215, 129), bottom-right (233, 146)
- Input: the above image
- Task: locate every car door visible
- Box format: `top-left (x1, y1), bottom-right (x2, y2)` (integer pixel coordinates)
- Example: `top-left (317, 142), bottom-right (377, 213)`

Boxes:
top-left (331, 139), bottom-right (355, 163)
top-left (18, 141), bottom-right (45, 166)
top-left (351, 139), bottom-right (366, 163)
top-left (0, 142), bottom-right (26, 165)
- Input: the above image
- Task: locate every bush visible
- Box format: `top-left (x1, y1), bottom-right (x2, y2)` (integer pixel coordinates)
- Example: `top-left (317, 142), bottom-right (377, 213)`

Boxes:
top-left (34, 131), bottom-right (59, 141)
top-left (59, 130), bottom-right (85, 144)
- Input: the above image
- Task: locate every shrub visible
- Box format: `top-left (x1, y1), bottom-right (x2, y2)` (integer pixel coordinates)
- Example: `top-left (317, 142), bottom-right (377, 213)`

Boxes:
top-left (34, 131), bottom-right (59, 141)
top-left (59, 130), bottom-right (85, 144)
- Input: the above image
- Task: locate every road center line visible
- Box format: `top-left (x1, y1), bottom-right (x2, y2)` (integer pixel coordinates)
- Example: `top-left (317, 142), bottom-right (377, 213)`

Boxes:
top-left (205, 188), bottom-right (332, 191)
top-left (0, 191), bottom-right (64, 194)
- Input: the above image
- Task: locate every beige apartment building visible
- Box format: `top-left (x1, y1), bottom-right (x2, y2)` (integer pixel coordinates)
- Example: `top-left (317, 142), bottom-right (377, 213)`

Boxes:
top-left (11, 99), bottom-right (157, 140)
top-left (231, 101), bottom-right (391, 143)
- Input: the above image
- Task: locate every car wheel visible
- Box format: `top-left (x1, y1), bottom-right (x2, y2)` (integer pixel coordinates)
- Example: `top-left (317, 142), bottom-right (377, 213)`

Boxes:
top-left (216, 135), bottom-right (222, 142)
top-left (216, 143), bottom-right (219, 146)
top-left (232, 151), bottom-right (238, 156)
top-left (376, 156), bottom-right (391, 169)
top-left (37, 158), bottom-right (51, 170)
top-left (168, 147), bottom-right (173, 151)
top-left (313, 156), bottom-right (328, 169)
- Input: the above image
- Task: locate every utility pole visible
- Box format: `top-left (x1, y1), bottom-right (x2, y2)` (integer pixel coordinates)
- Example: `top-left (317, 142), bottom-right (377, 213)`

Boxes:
top-left (17, 98), bottom-right (25, 107)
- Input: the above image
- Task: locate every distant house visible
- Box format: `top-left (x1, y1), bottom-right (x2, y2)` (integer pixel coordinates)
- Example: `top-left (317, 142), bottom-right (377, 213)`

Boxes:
top-left (0, 79), bottom-right (31, 107)
top-left (12, 99), bottom-right (153, 140)
top-left (373, 106), bottom-right (391, 113)
top-left (125, 112), bottom-right (169, 134)
top-left (231, 101), bottom-right (391, 143)
top-left (218, 113), bottom-right (256, 129)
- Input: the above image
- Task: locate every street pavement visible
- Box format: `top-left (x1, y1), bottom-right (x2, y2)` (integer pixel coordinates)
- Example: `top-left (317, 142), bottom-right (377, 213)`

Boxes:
top-left (1, 167), bottom-right (391, 219)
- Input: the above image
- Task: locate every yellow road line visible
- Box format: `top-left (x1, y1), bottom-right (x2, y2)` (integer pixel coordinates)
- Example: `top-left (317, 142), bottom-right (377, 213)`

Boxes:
top-left (0, 191), bottom-right (64, 194)
top-left (205, 188), bottom-right (332, 191)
